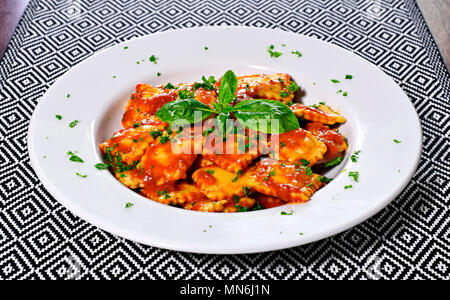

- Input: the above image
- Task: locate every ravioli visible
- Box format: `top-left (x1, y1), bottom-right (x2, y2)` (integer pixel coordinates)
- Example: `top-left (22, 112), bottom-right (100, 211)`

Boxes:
top-left (247, 158), bottom-right (323, 203)
top-left (202, 133), bottom-right (262, 172)
top-left (140, 132), bottom-right (198, 182)
top-left (122, 84), bottom-right (177, 128)
top-left (235, 73), bottom-right (296, 104)
top-left (192, 165), bottom-right (251, 200)
top-left (99, 123), bottom-right (166, 169)
top-left (140, 180), bottom-right (208, 206)
top-left (290, 103), bottom-right (346, 125)
top-left (305, 122), bottom-right (348, 164)
top-left (270, 128), bottom-right (327, 166)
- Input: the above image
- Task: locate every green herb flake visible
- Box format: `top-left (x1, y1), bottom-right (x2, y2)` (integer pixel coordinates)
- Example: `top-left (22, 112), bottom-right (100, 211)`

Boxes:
top-left (291, 50), bottom-right (302, 57)
top-left (55, 114), bottom-right (62, 120)
top-left (344, 185), bottom-right (353, 189)
top-left (393, 139), bottom-right (401, 144)
top-left (206, 169), bottom-right (215, 175)
top-left (157, 72), bottom-right (161, 77)
top-left (69, 120), bottom-right (79, 128)
top-left (281, 211), bottom-right (294, 215)
top-left (125, 202), bottom-right (134, 208)
top-left (66, 94), bottom-right (70, 98)
top-left (124, 46), bottom-right (129, 50)
top-left (67, 151), bottom-right (84, 163)
top-left (324, 156), bottom-right (343, 168)
top-left (348, 171), bottom-right (359, 182)
top-left (330, 79), bottom-right (340, 84)
top-left (351, 150), bottom-right (361, 163)
top-left (345, 74), bottom-right (353, 79)
top-left (267, 45), bottom-right (282, 58)
top-left (149, 55), bottom-right (158, 64)
top-left (95, 163), bottom-right (109, 170)
top-left (343, 91), bottom-right (348, 97)
top-left (76, 173), bottom-right (87, 178)
top-left (232, 170), bottom-right (243, 182)
top-left (204, 46), bottom-right (208, 50)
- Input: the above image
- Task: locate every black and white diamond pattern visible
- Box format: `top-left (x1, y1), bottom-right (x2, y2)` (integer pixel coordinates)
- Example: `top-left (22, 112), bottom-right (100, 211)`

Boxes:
top-left (0, 0), bottom-right (449, 280)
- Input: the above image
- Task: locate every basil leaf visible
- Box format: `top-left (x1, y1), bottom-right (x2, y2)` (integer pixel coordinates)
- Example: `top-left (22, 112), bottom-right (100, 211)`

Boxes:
top-left (233, 99), bottom-right (299, 133)
top-left (218, 70), bottom-right (237, 108)
top-left (156, 98), bottom-right (214, 125)
top-left (215, 112), bottom-right (233, 135)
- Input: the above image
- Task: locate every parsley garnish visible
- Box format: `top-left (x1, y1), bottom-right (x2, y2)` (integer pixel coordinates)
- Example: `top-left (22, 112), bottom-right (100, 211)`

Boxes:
top-left (206, 169), bottom-right (214, 175)
top-left (132, 122), bottom-right (140, 128)
top-left (324, 156), bottom-right (343, 167)
top-left (344, 185), bottom-right (353, 189)
top-left (55, 114), bottom-right (62, 120)
top-left (345, 74), bottom-right (353, 79)
top-left (291, 50), bottom-right (302, 57)
top-left (95, 163), bottom-right (109, 170)
top-left (343, 91), bottom-right (348, 96)
top-left (124, 46), bottom-right (128, 50)
top-left (330, 79), bottom-right (340, 83)
top-left (204, 46), bottom-right (208, 50)
top-left (281, 211), bottom-right (293, 215)
top-left (150, 129), bottom-right (163, 139)
top-left (267, 45), bottom-right (282, 58)
top-left (348, 171), bottom-right (359, 182)
top-left (232, 170), bottom-right (243, 182)
top-left (164, 83), bottom-right (175, 89)
top-left (351, 150), bottom-right (361, 163)
top-left (157, 72), bottom-right (161, 76)
top-left (280, 142), bottom-right (286, 147)
top-left (67, 151), bottom-right (84, 163)
top-left (393, 139), bottom-right (401, 144)
top-left (76, 173), bottom-right (87, 178)
top-left (69, 120), bottom-right (79, 128)
top-left (159, 134), bottom-right (170, 144)
top-left (149, 55), bottom-right (158, 64)
top-left (125, 202), bottom-right (134, 208)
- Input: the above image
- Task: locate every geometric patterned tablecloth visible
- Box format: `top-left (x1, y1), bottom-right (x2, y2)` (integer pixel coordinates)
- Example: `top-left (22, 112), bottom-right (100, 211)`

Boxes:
top-left (0, 0), bottom-right (449, 279)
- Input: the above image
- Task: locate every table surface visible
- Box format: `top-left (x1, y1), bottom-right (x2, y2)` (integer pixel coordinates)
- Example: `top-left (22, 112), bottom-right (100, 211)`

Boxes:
top-left (0, 0), bottom-right (449, 70)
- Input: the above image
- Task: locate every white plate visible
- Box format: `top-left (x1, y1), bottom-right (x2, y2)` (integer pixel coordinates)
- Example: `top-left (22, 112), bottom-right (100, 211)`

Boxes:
top-left (28, 26), bottom-right (422, 254)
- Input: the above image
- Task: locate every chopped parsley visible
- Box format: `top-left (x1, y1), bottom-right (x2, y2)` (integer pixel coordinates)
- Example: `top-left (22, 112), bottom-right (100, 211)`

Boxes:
top-left (393, 139), bottom-right (401, 144)
top-left (193, 75), bottom-right (216, 91)
top-left (66, 94), bottom-right (70, 98)
top-left (95, 163), bottom-right (109, 170)
top-left (280, 142), bottom-right (286, 147)
top-left (345, 74), bottom-right (353, 79)
top-left (351, 150), bottom-right (361, 163)
top-left (124, 46), bottom-right (129, 50)
top-left (330, 79), bottom-right (340, 83)
top-left (164, 83), bottom-right (175, 89)
top-left (132, 122), bottom-right (140, 128)
top-left (324, 156), bottom-right (343, 167)
top-left (76, 173), bottom-right (87, 178)
top-left (149, 55), bottom-right (158, 64)
top-left (242, 186), bottom-right (251, 197)
top-left (67, 151), bottom-right (84, 163)
top-left (157, 72), bottom-right (161, 76)
top-left (319, 175), bottom-right (333, 184)
top-left (204, 46), bottom-right (208, 50)
top-left (150, 129), bottom-right (163, 139)
top-left (178, 89), bottom-right (194, 99)
top-left (281, 211), bottom-right (293, 215)
top-left (232, 170), bottom-right (243, 182)
top-left (348, 171), bottom-right (359, 182)
top-left (344, 185), bottom-right (353, 189)
top-left (69, 120), bottom-right (79, 128)
top-left (267, 45), bottom-right (282, 58)
top-left (125, 202), bottom-right (134, 208)
top-left (291, 50), bottom-right (302, 57)
top-left (55, 114), bottom-right (62, 120)
top-left (343, 91), bottom-right (348, 96)
top-left (206, 169), bottom-right (215, 175)
top-left (159, 134), bottom-right (170, 144)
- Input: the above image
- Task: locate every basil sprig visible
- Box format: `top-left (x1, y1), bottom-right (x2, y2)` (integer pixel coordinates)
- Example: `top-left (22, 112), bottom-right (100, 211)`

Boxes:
top-left (233, 99), bottom-right (299, 133)
top-left (155, 70), bottom-right (299, 134)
